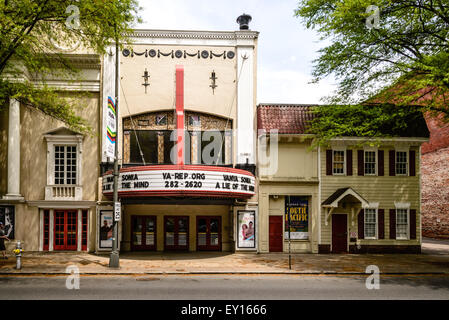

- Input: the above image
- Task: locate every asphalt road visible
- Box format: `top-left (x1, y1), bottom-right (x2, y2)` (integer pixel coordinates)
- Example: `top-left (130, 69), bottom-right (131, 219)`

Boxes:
top-left (0, 275), bottom-right (448, 300)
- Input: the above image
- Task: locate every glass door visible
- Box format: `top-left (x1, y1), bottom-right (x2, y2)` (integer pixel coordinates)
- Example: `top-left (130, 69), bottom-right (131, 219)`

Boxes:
top-left (131, 216), bottom-right (156, 251)
top-left (164, 216), bottom-right (189, 251)
top-left (54, 210), bottom-right (78, 251)
top-left (197, 216), bottom-right (221, 251)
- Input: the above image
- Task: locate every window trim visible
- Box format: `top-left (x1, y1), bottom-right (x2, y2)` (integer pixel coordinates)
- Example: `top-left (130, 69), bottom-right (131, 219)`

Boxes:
top-left (363, 148), bottom-right (378, 176)
top-left (395, 202), bottom-right (410, 240)
top-left (332, 148), bottom-right (346, 176)
top-left (395, 149), bottom-right (409, 176)
top-left (363, 205), bottom-right (378, 240)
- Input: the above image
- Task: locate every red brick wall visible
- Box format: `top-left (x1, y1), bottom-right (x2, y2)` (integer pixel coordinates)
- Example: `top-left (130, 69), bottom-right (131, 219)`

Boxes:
top-left (421, 147), bottom-right (449, 239)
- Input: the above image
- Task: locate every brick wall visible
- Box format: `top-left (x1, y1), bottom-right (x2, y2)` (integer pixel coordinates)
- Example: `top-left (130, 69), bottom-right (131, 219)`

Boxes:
top-left (421, 146), bottom-right (449, 239)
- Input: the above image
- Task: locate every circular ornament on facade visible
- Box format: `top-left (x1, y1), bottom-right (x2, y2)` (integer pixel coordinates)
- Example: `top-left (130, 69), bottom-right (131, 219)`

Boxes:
top-left (122, 48), bottom-right (131, 57)
top-left (201, 50), bottom-right (209, 59)
top-left (175, 50), bottom-right (183, 58)
top-left (149, 49), bottom-right (157, 57)
top-left (226, 51), bottom-right (235, 59)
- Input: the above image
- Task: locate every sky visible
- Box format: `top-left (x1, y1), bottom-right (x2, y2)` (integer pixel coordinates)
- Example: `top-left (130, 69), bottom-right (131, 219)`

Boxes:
top-left (136, 0), bottom-right (336, 104)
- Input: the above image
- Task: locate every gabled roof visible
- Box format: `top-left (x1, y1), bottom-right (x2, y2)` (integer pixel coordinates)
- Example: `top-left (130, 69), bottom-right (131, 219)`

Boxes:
top-left (257, 104), bottom-right (316, 134)
top-left (322, 187), bottom-right (369, 208)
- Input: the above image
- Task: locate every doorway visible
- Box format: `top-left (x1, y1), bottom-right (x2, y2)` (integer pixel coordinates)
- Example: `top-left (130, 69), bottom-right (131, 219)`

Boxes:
top-left (131, 216), bottom-right (156, 251)
top-left (269, 216), bottom-right (283, 252)
top-left (164, 216), bottom-right (189, 251)
top-left (332, 214), bottom-right (348, 253)
top-left (196, 216), bottom-right (221, 251)
top-left (54, 210), bottom-right (77, 251)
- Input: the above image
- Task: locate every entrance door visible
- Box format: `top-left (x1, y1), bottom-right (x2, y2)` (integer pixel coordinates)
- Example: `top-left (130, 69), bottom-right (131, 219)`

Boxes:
top-left (131, 216), bottom-right (156, 251)
top-left (269, 216), bottom-right (283, 252)
top-left (54, 210), bottom-right (78, 251)
top-left (164, 216), bottom-right (189, 251)
top-left (197, 216), bottom-right (221, 251)
top-left (332, 214), bottom-right (348, 253)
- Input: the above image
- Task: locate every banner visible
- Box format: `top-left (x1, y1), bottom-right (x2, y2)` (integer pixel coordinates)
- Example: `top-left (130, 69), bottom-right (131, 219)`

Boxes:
top-left (99, 210), bottom-right (113, 248)
top-left (237, 211), bottom-right (255, 248)
top-left (285, 196), bottom-right (308, 240)
top-left (105, 96), bottom-right (116, 159)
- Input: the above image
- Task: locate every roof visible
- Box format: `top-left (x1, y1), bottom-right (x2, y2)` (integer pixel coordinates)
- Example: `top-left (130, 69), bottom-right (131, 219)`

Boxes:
top-left (257, 103), bottom-right (430, 138)
top-left (321, 187), bottom-right (369, 207)
top-left (257, 104), bottom-right (317, 134)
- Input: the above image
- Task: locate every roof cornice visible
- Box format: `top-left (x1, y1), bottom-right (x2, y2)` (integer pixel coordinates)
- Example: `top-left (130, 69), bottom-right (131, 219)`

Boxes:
top-left (128, 29), bottom-right (259, 41)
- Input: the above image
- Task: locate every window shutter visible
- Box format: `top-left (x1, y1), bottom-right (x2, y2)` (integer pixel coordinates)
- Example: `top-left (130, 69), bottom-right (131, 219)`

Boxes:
top-left (358, 209), bottom-right (364, 239)
top-left (389, 150), bottom-right (396, 176)
top-left (410, 209), bottom-right (417, 239)
top-left (378, 209), bottom-right (385, 239)
top-left (409, 150), bottom-right (416, 176)
top-left (389, 209), bottom-right (396, 239)
top-left (357, 150), bottom-right (364, 176)
top-left (346, 150), bottom-right (353, 176)
top-left (378, 150), bottom-right (384, 176)
top-left (326, 150), bottom-right (333, 175)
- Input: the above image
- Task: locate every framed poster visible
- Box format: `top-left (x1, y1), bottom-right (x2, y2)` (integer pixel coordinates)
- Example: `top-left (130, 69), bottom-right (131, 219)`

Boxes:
top-left (0, 206), bottom-right (14, 239)
top-left (285, 196), bottom-right (309, 240)
top-left (99, 210), bottom-right (113, 248)
top-left (237, 210), bottom-right (255, 248)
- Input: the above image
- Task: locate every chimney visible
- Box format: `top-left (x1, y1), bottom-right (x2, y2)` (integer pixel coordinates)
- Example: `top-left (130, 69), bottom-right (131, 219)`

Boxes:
top-left (236, 13), bottom-right (252, 30)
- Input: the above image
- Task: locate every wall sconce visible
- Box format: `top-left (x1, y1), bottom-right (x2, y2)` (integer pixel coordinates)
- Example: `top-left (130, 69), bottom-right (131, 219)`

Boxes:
top-left (142, 68), bottom-right (150, 93)
top-left (209, 70), bottom-right (217, 94)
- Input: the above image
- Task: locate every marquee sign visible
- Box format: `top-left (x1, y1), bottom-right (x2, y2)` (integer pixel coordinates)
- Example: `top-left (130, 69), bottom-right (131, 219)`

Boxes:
top-left (102, 165), bottom-right (256, 199)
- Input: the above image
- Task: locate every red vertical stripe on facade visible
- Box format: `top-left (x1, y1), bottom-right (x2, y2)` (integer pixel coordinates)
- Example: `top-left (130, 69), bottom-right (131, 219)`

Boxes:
top-left (176, 65), bottom-right (184, 165)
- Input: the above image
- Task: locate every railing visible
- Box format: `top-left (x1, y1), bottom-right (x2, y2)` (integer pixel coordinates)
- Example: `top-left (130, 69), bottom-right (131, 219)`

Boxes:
top-left (45, 185), bottom-right (82, 201)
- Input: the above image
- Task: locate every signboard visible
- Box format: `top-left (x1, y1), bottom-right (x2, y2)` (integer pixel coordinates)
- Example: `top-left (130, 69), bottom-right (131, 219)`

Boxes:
top-left (99, 210), bottom-right (113, 248)
top-left (102, 166), bottom-right (256, 199)
top-left (105, 96), bottom-right (116, 159)
top-left (0, 206), bottom-right (14, 239)
top-left (114, 202), bottom-right (121, 221)
top-left (285, 196), bottom-right (309, 240)
top-left (237, 211), bottom-right (255, 248)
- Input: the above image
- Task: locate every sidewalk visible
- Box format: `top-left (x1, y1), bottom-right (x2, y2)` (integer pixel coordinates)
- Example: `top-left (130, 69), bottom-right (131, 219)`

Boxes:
top-left (1, 249), bottom-right (448, 275)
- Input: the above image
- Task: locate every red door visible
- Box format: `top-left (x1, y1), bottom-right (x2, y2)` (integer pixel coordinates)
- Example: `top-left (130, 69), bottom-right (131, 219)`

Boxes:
top-left (164, 216), bottom-right (189, 251)
top-left (131, 216), bottom-right (157, 251)
top-left (197, 216), bottom-right (221, 251)
top-left (269, 216), bottom-right (283, 252)
top-left (332, 214), bottom-right (348, 253)
top-left (54, 210), bottom-right (78, 251)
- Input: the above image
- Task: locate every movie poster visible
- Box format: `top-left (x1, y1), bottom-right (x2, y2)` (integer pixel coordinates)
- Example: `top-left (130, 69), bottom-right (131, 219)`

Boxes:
top-left (99, 210), bottom-right (113, 248)
top-left (285, 196), bottom-right (309, 240)
top-left (237, 211), bottom-right (255, 248)
top-left (0, 206), bottom-right (14, 239)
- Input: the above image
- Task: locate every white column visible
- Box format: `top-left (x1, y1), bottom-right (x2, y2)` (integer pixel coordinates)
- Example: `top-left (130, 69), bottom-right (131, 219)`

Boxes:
top-left (236, 45), bottom-right (255, 165)
top-left (3, 98), bottom-right (23, 200)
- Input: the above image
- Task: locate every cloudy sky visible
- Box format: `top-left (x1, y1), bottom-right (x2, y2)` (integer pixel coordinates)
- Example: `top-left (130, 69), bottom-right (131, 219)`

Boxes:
top-left (137, 0), bottom-right (336, 104)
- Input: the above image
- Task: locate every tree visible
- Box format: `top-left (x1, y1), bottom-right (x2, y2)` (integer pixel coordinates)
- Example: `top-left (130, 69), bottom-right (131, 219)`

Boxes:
top-left (0, 0), bottom-right (141, 133)
top-left (295, 0), bottom-right (449, 145)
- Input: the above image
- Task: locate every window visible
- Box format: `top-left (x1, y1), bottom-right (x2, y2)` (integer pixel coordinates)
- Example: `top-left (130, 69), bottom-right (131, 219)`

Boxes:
top-left (333, 150), bottom-right (345, 175)
top-left (364, 150), bottom-right (376, 175)
top-left (364, 208), bottom-right (377, 239)
top-left (129, 130), bottom-right (175, 164)
top-left (396, 208), bottom-right (409, 239)
top-left (54, 145), bottom-right (77, 185)
top-left (396, 151), bottom-right (408, 175)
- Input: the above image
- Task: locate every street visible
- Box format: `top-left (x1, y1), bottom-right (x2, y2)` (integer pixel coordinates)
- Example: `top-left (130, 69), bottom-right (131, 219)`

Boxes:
top-left (0, 274), bottom-right (448, 300)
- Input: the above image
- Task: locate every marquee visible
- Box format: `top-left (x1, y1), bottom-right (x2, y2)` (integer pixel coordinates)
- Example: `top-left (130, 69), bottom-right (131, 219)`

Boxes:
top-left (102, 165), bottom-right (256, 198)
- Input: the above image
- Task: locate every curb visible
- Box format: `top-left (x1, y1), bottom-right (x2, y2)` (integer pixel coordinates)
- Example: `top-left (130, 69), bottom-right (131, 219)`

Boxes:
top-left (0, 271), bottom-right (448, 276)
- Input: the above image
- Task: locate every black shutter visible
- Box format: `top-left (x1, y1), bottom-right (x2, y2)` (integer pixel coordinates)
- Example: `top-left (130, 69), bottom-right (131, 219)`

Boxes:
top-left (326, 150), bottom-right (333, 175)
top-left (346, 150), bottom-right (353, 176)
top-left (389, 209), bottom-right (396, 239)
top-left (409, 150), bottom-right (416, 176)
top-left (357, 150), bottom-right (364, 176)
top-left (378, 150), bottom-right (384, 176)
top-left (410, 209), bottom-right (417, 239)
top-left (358, 209), bottom-right (364, 239)
top-left (389, 150), bottom-right (396, 176)
top-left (378, 209), bottom-right (385, 239)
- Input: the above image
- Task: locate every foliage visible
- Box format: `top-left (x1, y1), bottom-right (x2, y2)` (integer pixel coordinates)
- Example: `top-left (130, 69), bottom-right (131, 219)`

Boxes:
top-left (0, 0), bottom-right (142, 133)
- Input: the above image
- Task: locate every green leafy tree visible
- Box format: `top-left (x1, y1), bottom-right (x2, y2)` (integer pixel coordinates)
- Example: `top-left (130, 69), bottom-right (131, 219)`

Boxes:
top-left (295, 0), bottom-right (448, 145)
top-left (0, 0), bottom-right (141, 133)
